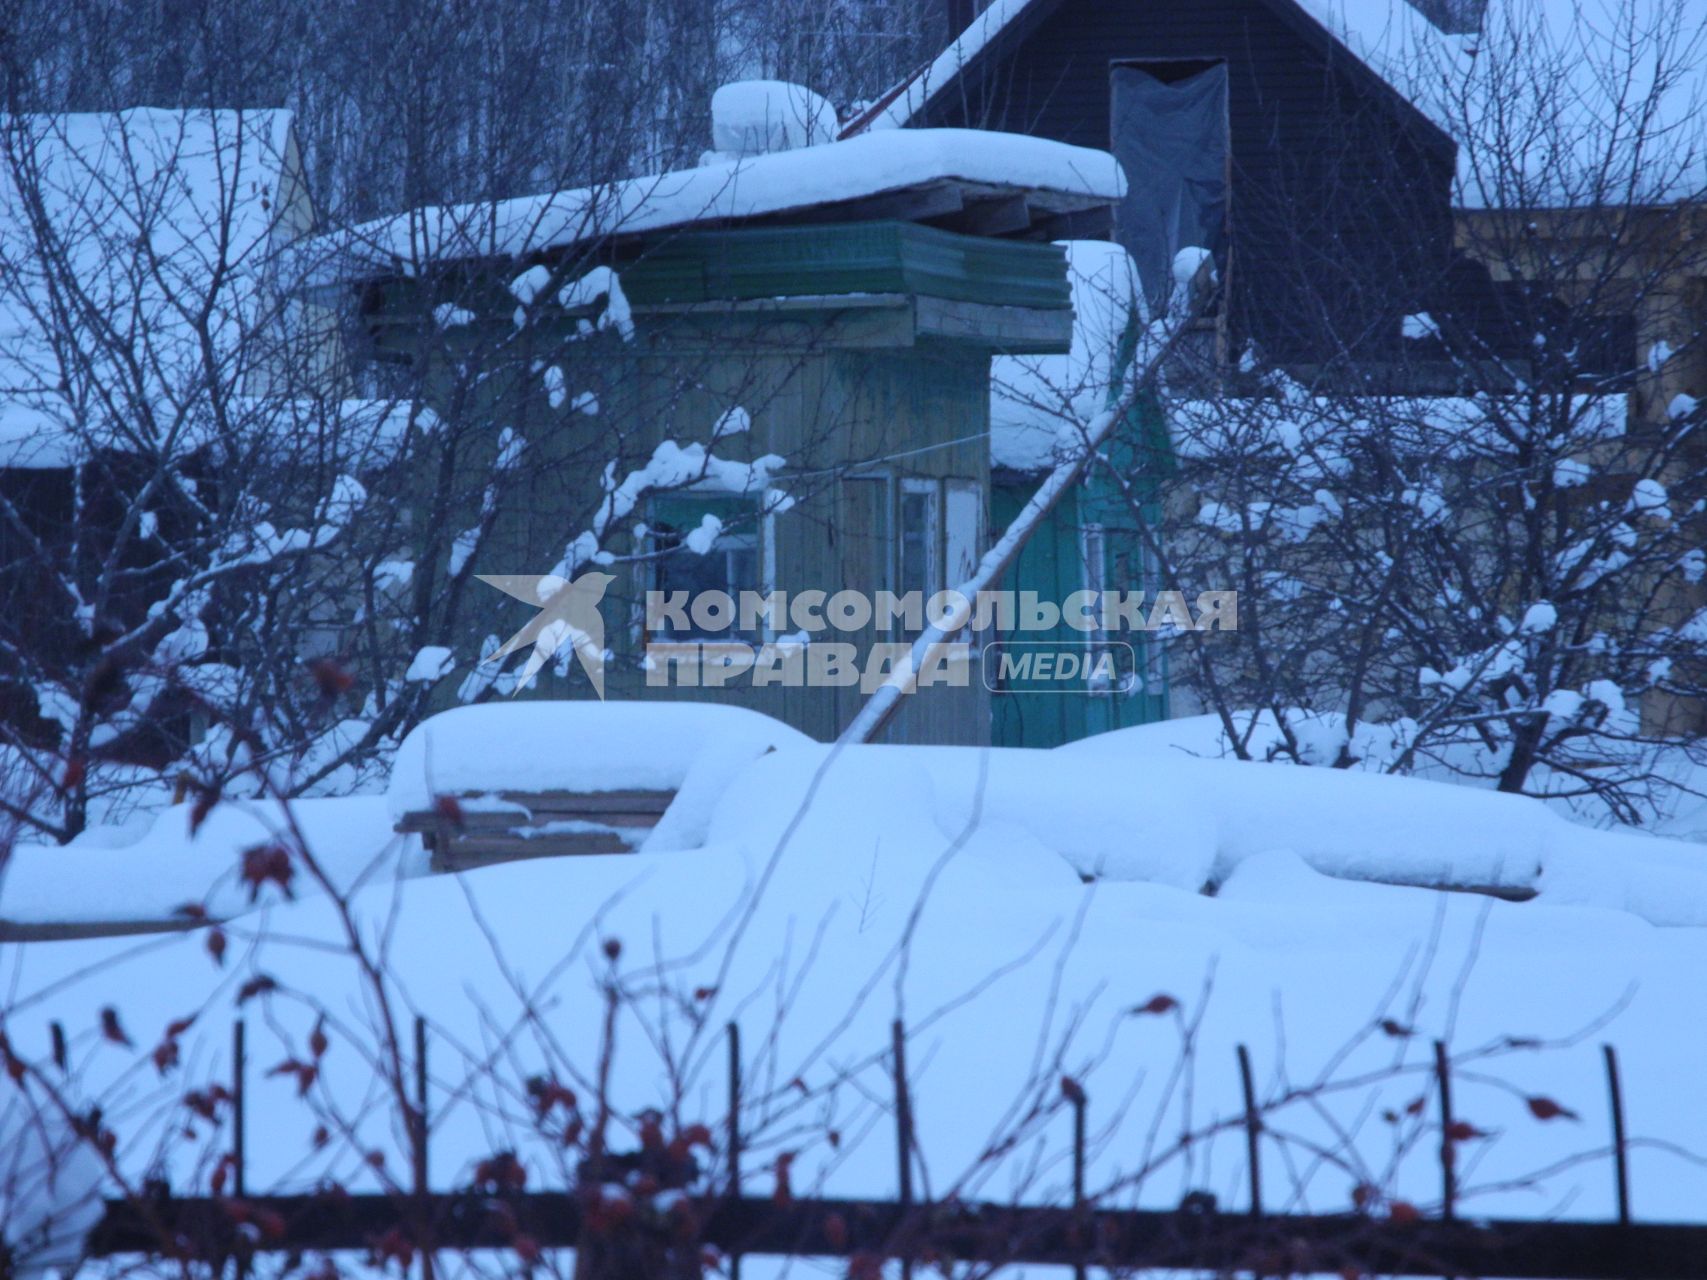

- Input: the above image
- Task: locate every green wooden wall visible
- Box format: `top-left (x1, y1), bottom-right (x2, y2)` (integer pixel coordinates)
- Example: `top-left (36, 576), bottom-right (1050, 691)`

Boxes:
top-left (361, 221), bottom-right (1083, 746)
top-left (988, 392), bottom-right (1172, 749)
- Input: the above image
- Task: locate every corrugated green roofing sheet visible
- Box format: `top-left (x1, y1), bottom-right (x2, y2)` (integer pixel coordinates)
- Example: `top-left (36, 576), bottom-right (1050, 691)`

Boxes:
top-left (615, 221), bottom-right (1071, 311)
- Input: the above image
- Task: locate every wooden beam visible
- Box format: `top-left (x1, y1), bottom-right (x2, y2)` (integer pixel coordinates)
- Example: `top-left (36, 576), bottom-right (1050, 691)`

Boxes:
top-left (432, 831), bottom-right (636, 873)
top-left (760, 182), bottom-right (967, 228)
top-left (946, 194), bottom-right (1034, 237)
top-left (397, 810), bottom-right (665, 835)
top-left (912, 296), bottom-right (1074, 352)
top-left (494, 789), bottom-right (674, 815)
top-left (1027, 207), bottom-right (1117, 243)
top-left (89, 1194), bottom-right (1707, 1278)
top-left (395, 789), bottom-right (672, 873)
top-left (0, 916), bottom-right (203, 943)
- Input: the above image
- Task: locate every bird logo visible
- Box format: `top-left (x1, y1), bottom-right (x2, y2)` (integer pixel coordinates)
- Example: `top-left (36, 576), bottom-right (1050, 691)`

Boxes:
top-left (476, 571), bottom-right (615, 696)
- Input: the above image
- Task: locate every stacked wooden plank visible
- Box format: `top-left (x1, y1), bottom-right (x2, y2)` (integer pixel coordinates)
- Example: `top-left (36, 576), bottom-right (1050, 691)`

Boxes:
top-left (395, 790), bottom-right (675, 873)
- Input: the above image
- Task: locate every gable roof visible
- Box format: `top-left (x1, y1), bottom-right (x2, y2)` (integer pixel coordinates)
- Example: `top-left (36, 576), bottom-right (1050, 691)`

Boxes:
top-left (0, 109), bottom-right (305, 465)
top-left (840, 0), bottom-right (1456, 157)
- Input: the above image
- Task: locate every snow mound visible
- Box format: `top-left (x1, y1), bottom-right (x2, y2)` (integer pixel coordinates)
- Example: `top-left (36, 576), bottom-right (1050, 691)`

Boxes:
top-left (684, 730), bottom-right (1707, 924)
top-left (992, 240), bottom-right (1145, 471)
top-left (0, 1093), bottom-right (107, 1275)
top-left (0, 797), bottom-right (406, 928)
top-left (709, 81), bottom-right (836, 159)
top-left (703, 741), bottom-right (1569, 896)
top-left (1059, 722), bottom-right (1707, 924)
top-left (15, 736), bottom-right (1707, 1221)
top-left (9, 728), bottom-right (1707, 1224)
top-left (387, 701), bottom-right (812, 819)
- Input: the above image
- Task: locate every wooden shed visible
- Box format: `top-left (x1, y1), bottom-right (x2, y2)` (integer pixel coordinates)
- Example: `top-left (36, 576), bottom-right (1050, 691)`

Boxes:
top-left (342, 128), bottom-right (1125, 745)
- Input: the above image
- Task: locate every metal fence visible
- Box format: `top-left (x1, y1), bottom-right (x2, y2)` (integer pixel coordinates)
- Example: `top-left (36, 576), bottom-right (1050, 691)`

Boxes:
top-left (86, 1015), bottom-right (1707, 1279)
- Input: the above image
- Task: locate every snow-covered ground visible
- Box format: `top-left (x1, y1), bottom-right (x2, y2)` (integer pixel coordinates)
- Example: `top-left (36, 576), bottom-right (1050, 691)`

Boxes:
top-left (0, 795), bottom-right (409, 929)
top-left (1085, 708), bottom-right (1707, 842)
top-left (3, 701), bottom-right (1707, 1265)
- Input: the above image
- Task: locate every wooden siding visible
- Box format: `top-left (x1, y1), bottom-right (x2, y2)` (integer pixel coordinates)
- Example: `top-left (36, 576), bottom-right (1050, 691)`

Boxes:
top-left (537, 337), bottom-right (994, 745)
top-left (916, 0), bottom-right (1456, 363)
top-left (987, 478), bottom-right (1168, 749)
top-left (367, 223), bottom-right (1075, 336)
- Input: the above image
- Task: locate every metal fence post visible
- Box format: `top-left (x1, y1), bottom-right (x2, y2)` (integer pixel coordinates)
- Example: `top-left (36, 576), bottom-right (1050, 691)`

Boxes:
top-left (1434, 1040), bottom-right (1455, 1221)
top-left (893, 1018), bottom-right (914, 1280)
top-left (1603, 1044), bottom-right (1631, 1225)
top-left (1237, 1044), bottom-right (1263, 1218)
top-left (416, 1016), bottom-right (433, 1280)
top-left (1071, 1082), bottom-right (1088, 1280)
top-left (729, 1021), bottom-right (743, 1280)
top-left (233, 1019), bottom-right (248, 1280)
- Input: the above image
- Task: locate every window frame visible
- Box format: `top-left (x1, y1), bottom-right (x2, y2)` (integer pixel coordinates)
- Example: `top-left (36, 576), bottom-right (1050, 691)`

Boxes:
top-left (943, 478), bottom-right (982, 590)
top-left (897, 476), bottom-right (943, 604)
top-left (644, 491), bottom-right (766, 643)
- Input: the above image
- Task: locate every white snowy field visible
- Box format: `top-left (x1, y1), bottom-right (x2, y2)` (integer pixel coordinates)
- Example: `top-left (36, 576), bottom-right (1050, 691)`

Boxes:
top-left (4, 701), bottom-right (1707, 1268)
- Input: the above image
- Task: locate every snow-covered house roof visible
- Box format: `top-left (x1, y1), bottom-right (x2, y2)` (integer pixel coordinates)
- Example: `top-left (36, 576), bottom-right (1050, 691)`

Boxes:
top-left (841, 0), bottom-right (1454, 153)
top-left (844, 0), bottom-right (1704, 211)
top-left (0, 109), bottom-right (316, 467)
top-left (315, 128), bottom-right (1126, 282)
top-left (1264, 0), bottom-right (1706, 208)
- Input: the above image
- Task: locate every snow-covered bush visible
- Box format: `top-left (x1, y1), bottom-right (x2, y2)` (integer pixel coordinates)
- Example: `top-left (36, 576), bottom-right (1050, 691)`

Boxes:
top-left (1118, 2), bottom-right (1707, 822)
top-left (0, 111), bottom-right (439, 839)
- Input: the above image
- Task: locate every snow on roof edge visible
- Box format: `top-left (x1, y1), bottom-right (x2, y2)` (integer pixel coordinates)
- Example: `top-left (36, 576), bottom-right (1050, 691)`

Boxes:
top-left (310, 127), bottom-right (1126, 283)
top-left (845, 0), bottom-right (1042, 135)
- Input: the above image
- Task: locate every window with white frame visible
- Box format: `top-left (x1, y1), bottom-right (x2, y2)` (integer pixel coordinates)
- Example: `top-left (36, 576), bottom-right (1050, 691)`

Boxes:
top-left (1080, 523), bottom-right (1114, 693)
top-left (646, 493), bottom-right (761, 641)
top-left (897, 478), bottom-right (941, 601)
top-left (944, 480), bottom-right (980, 589)
top-left (1079, 523), bottom-right (1108, 641)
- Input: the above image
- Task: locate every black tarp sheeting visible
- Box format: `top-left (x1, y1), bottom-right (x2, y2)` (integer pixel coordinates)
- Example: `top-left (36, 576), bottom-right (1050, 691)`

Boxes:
top-left (1110, 63), bottom-right (1229, 312)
